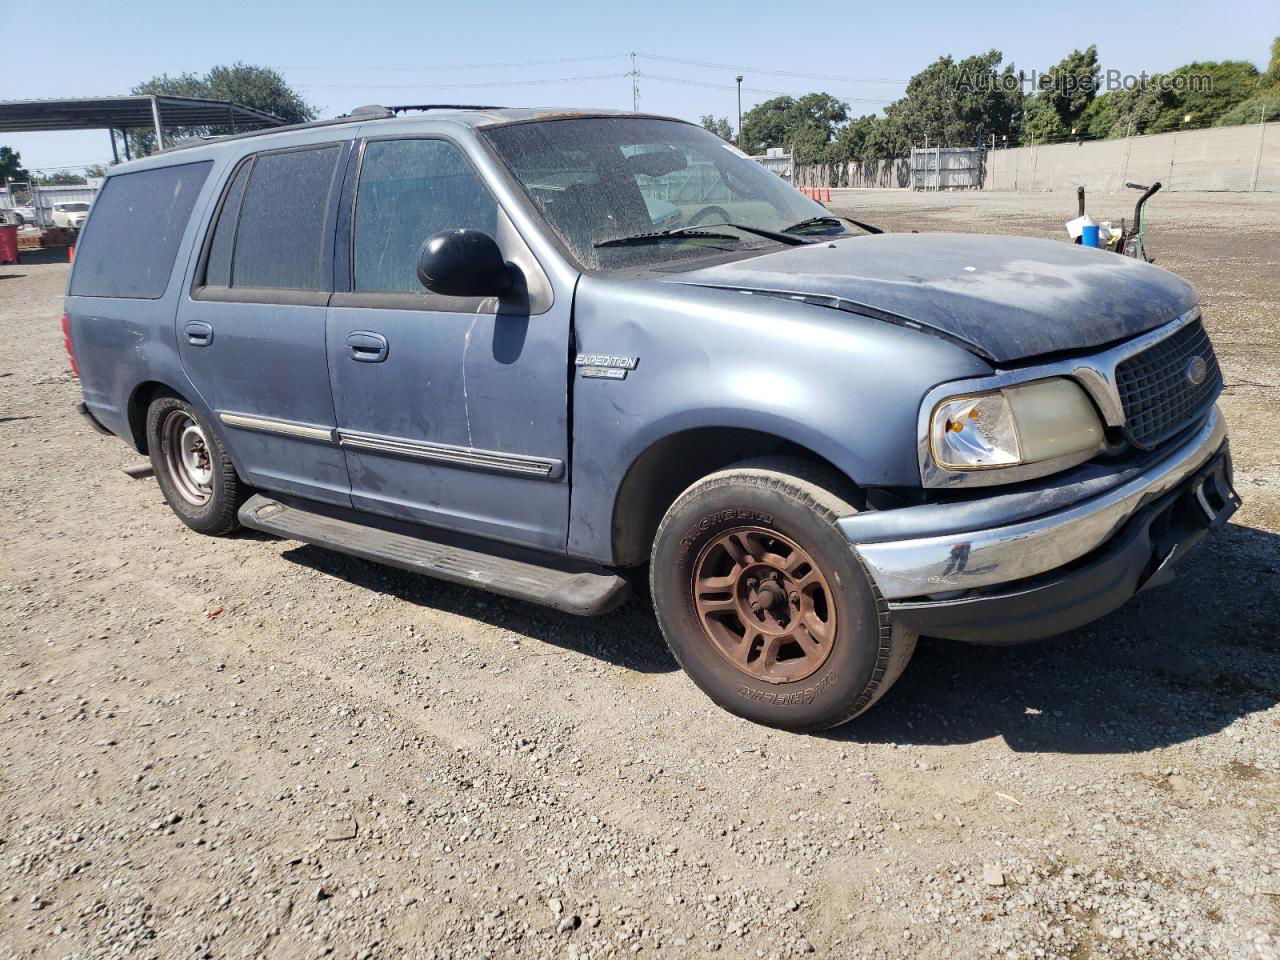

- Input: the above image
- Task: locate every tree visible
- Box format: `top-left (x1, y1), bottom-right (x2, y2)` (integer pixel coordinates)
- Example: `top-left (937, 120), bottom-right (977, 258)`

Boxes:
top-left (127, 63), bottom-right (318, 155)
top-left (1090, 59), bottom-right (1262, 138)
top-left (1212, 37), bottom-right (1280, 128)
top-left (870, 51), bottom-right (1023, 155)
top-left (203, 63), bottom-right (317, 125)
top-left (739, 93), bottom-right (848, 163)
top-left (34, 170), bottom-right (88, 185)
top-left (1266, 36), bottom-right (1280, 91)
top-left (1025, 46), bottom-right (1100, 142)
top-left (83, 164), bottom-right (109, 179)
top-left (1215, 92), bottom-right (1279, 126)
top-left (699, 115), bottom-right (734, 142)
top-left (0, 146), bottom-right (27, 185)
top-left (834, 115), bottom-right (879, 162)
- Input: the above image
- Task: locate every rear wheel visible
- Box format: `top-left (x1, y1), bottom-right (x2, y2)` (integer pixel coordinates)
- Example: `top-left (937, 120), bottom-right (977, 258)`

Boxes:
top-left (650, 457), bottom-right (916, 731)
top-left (146, 395), bottom-right (246, 536)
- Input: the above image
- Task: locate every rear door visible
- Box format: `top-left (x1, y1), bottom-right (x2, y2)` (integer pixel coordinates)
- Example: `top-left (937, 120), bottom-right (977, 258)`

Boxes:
top-left (177, 140), bottom-right (353, 506)
top-left (325, 135), bottom-right (572, 550)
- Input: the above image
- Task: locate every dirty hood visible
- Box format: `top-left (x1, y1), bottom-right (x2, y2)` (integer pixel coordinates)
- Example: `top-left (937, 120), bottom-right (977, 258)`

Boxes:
top-left (672, 233), bottom-right (1198, 364)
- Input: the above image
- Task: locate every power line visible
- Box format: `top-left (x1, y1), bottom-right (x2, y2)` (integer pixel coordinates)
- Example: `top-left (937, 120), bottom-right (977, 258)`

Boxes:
top-left (283, 54), bottom-right (629, 72)
top-left (640, 72), bottom-right (893, 105)
top-left (297, 73), bottom-right (628, 91)
top-left (637, 53), bottom-right (908, 85)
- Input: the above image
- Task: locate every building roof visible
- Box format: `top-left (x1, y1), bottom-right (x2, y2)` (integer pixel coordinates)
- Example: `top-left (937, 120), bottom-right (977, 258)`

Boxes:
top-left (0, 95), bottom-right (286, 132)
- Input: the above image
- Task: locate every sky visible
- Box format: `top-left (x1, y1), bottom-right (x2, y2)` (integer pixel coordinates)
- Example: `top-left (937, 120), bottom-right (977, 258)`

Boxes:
top-left (3, 0), bottom-right (1277, 172)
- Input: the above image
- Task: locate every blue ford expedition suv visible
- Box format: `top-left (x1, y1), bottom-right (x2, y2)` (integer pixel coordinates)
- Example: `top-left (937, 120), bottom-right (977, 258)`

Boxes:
top-left (66, 106), bottom-right (1238, 730)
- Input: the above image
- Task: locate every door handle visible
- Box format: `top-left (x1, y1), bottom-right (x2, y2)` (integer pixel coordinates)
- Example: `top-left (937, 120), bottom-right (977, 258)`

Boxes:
top-left (184, 321), bottom-right (214, 346)
top-left (346, 331), bottom-right (388, 363)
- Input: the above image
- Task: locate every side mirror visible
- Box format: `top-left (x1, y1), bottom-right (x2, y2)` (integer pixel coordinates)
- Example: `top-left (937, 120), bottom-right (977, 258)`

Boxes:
top-left (417, 229), bottom-right (513, 298)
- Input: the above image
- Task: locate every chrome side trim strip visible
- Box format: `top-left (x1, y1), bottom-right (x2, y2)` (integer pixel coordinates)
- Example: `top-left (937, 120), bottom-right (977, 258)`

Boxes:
top-left (337, 430), bottom-right (565, 481)
top-left (917, 307), bottom-right (1203, 489)
top-left (854, 406), bottom-right (1225, 600)
top-left (218, 411), bottom-right (336, 443)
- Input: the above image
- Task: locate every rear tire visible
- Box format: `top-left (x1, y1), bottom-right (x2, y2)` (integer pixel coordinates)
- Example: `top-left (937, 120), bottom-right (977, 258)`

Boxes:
top-left (146, 395), bottom-right (246, 536)
top-left (650, 457), bottom-right (916, 731)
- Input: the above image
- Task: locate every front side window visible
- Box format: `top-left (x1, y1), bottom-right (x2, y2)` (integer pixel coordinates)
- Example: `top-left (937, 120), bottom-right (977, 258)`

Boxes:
top-left (69, 161), bottom-right (211, 299)
top-left (353, 138), bottom-right (499, 293)
top-left (203, 145), bottom-right (342, 291)
top-left (481, 117), bottom-right (848, 271)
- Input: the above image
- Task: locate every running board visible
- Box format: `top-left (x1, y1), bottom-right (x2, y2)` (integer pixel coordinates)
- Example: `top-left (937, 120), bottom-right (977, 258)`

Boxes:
top-left (237, 494), bottom-right (630, 616)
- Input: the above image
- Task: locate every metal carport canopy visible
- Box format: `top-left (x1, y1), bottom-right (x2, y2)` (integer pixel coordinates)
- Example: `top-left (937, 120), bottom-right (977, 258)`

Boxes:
top-left (0, 95), bottom-right (286, 162)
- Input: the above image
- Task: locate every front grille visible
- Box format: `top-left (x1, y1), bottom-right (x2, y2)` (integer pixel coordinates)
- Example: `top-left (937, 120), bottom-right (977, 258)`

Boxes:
top-left (1115, 320), bottom-right (1221, 449)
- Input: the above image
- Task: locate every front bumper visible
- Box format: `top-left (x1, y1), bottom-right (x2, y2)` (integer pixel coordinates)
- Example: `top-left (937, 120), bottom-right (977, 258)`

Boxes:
top-left (841, 407), bottom-right (1238, 642)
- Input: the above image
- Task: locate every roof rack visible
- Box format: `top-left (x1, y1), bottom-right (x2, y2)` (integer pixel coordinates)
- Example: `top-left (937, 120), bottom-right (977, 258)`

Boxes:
top-left (387, 104), bottom-right (506, 114)
top-left (157, 103), bottom-right (508, 155)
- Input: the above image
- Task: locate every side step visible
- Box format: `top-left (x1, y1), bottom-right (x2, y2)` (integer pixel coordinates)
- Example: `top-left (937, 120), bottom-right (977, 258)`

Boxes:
top-left (237, 494), bottom-right (631, 616)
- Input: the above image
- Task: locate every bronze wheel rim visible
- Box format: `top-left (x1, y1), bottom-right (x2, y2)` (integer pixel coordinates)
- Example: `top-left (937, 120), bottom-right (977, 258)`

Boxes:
top-left (691, 526), bottom-right (838, 684)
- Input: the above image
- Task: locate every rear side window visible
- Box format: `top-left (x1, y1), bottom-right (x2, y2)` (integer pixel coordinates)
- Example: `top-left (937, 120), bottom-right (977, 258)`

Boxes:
top-left (353, 139), bottom-right (498, 293)
top-left (229, 146), bottom-right (341, 290)
top-left (70, 161), bottom-right (211, 299)
top-left (203, 160), bottom-right (251, 288)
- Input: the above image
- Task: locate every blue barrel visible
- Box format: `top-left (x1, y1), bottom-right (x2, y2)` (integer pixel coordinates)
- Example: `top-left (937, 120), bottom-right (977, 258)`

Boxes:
top-left (1081, 223), bottom-right (1101, 248)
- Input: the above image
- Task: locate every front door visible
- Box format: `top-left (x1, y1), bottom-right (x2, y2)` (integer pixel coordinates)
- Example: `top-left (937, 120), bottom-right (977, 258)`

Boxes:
top-left (178, 140), bottom-right (352, 506)
top-left (325, 136), bottom-right (572, 551)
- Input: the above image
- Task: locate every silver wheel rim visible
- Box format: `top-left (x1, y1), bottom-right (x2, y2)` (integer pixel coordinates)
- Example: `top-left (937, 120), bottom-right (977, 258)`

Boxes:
top-left (162, 410), bottom-right (214, 506)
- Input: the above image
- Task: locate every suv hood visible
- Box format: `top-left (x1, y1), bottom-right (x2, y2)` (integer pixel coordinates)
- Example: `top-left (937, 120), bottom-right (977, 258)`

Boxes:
top-left (671, 233), bottom-right (1197, 364)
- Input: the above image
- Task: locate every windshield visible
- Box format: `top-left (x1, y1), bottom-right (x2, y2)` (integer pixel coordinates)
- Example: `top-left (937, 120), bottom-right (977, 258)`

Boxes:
top-left (59, 203), bottom-right (90, 212)
top-left (481, 117), bottom-right (850, 271)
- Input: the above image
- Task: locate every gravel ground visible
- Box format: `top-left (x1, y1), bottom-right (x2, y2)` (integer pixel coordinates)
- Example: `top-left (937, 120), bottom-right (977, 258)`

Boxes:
top-left (1, 191), bottom-right (1278, 960)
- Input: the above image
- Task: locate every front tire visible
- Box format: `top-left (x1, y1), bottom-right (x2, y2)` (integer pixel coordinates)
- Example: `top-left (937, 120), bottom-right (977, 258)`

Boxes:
top-left (650, 457), bottom-right (916, 731)
top-left (146, 395), bottom-right (246, 536)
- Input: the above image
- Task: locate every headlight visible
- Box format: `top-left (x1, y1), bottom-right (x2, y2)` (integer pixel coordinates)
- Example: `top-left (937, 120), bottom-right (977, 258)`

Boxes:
top-left (930, 377), bottom-right (1103, 471)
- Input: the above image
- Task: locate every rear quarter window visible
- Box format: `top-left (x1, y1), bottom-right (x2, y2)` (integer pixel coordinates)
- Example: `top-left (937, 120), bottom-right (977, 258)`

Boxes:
top-left (230, 146), bottom-right (341, 290)
top-left (69, 161), bottom-right (212, 299)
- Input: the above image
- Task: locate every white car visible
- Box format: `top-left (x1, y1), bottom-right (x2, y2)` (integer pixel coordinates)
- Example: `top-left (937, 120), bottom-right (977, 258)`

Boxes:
top-left (3, 204), bottom-right (36, 226)
top-left (51, 202), bottom-right (91, 229)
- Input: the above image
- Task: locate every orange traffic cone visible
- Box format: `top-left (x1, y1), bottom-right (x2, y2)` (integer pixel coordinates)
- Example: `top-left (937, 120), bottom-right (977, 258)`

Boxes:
top-left (824, 187), bottom-right (831, 202)
top-left (68, 245), bottom-right (75, 263)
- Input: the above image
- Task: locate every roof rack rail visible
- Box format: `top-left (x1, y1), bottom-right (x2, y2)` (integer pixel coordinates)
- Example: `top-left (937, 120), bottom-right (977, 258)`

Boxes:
top-left (157, 104), bottom-right (506, 155)
top-left (386, 104), bottom-right (506, 113)
top-left (158, 111), bottom-right (376, 154)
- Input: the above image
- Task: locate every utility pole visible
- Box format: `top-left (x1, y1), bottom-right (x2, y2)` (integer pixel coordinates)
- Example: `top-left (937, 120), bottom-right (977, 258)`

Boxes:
top-left (630, 53), bottom-right (639, 112)
top-left (735, 75), bottom-right (743, 149)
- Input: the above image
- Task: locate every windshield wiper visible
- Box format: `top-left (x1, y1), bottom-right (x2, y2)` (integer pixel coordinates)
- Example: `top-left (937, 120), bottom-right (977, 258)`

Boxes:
top-left (685, 221), bottom-right (810, 245)
top-left (783, 215), bottom-right (883, 236)
top-left (594, 221), bottom-right (811, 249)
top-left (594, 228), bottom-right (741, 249)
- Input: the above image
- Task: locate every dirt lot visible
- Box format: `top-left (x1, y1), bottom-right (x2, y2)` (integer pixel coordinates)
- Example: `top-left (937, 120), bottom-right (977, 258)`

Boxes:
top-left (2, 191), bottom-right (1278, 960)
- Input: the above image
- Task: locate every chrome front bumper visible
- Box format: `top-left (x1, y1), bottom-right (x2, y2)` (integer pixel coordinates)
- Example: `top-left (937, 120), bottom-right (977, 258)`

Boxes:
top-left (843, 407), bottom-right (1230, 601)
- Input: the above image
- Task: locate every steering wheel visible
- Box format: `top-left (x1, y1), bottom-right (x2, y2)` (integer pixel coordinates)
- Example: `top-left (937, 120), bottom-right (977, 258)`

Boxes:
top-left (685, 205), bottom-right (732, 227)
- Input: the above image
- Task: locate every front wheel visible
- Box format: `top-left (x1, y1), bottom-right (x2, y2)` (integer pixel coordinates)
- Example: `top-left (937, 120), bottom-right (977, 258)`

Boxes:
top-left (650, 457), bottom-right (916, 731)
top-left (146, 395), bottom-right (247, 536)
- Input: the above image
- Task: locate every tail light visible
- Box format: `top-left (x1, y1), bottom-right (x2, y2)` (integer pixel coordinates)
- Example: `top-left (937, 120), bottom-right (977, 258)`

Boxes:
top-left (61, 312), bottom-right (80, 377)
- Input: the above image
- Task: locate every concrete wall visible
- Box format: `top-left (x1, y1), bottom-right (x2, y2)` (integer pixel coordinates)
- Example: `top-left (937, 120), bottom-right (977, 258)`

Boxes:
top-left (985, 121), bottom-right (1279, 193)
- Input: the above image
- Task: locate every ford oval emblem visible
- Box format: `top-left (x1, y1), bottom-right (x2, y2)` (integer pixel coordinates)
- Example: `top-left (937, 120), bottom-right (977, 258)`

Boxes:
top-left (1185, 355), bottom-right (1208, 386)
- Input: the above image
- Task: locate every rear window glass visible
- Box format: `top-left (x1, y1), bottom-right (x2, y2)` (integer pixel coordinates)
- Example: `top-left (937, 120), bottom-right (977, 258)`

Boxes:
top-left (231, 146), bottom-right (340, 290)
top-left (69, 161), bottom-right (211, 299)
